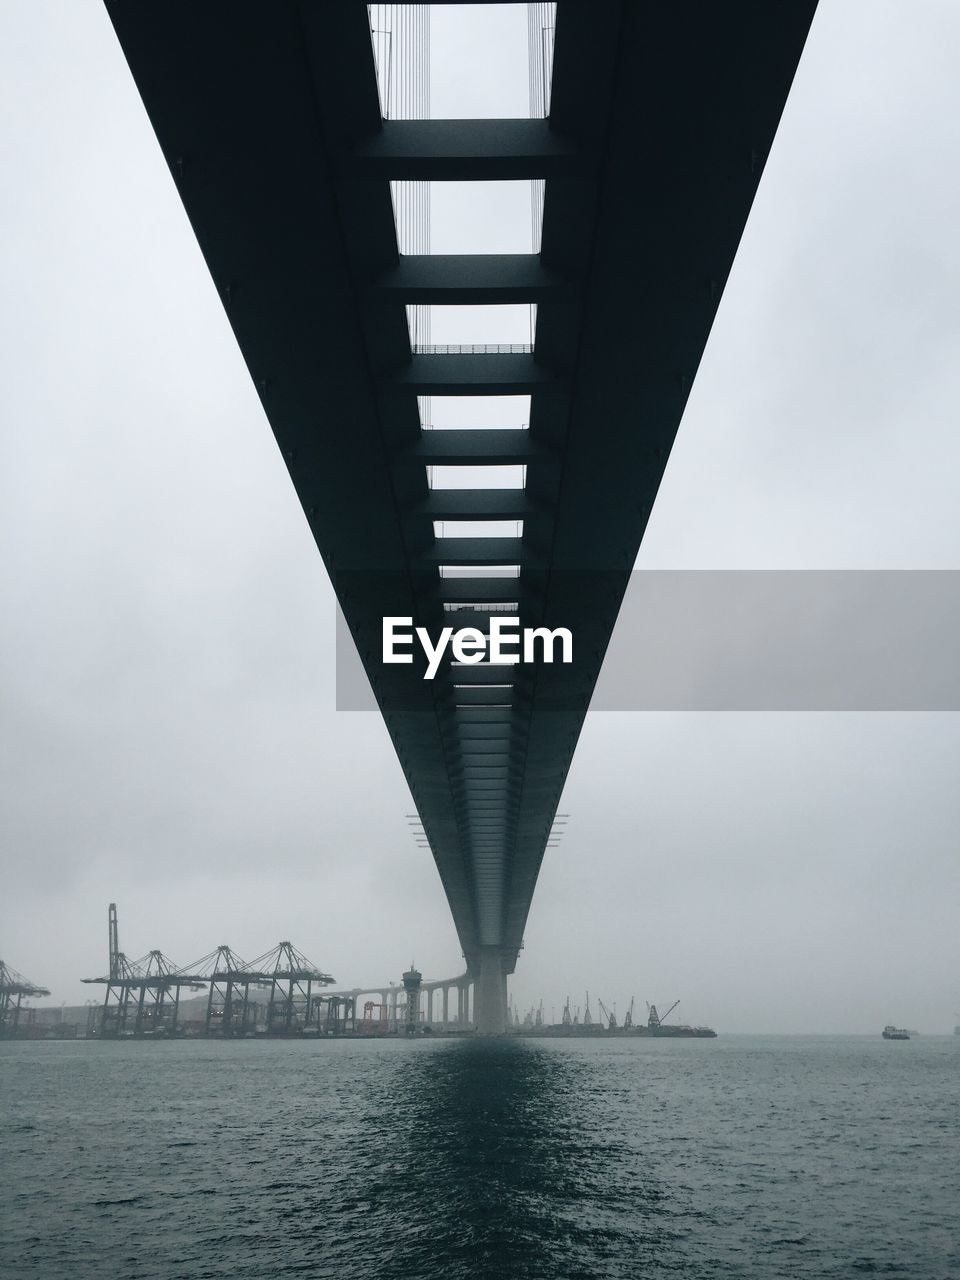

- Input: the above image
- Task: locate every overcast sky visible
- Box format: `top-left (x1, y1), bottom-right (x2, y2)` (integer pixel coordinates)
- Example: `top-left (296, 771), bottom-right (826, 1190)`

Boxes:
top-left (1, 2), bottom-right (958, 1033)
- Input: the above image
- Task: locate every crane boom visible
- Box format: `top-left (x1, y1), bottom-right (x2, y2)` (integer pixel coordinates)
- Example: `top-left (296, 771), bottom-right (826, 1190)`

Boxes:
top-left (661, 1000), bottom-right (680, 1024)
top-left (597, 998), bottom-right (617, 1029)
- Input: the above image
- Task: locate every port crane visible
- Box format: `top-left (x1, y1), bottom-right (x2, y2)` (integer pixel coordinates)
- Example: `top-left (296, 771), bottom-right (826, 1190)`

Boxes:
top-left (597, 998), bottom-right (617, 1030)
top-left (624, 997), bottom-right (635, 1029)
top-left (646, 1000), bottom-right (680, 1029)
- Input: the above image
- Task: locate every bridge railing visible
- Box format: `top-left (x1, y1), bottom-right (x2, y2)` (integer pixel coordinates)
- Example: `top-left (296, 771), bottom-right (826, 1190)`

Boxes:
top-left (412, 343), bottom-right (534, 355)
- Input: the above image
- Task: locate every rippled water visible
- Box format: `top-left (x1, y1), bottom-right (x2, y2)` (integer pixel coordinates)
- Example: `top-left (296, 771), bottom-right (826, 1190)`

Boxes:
top-left (1, 1035), bottom-right (957, 1278)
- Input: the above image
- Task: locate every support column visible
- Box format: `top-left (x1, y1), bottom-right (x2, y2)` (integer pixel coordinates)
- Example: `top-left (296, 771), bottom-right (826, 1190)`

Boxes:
top-left (442, 985), bottom-right (449, 1031)
top-left (475, 949), bottom-right (508, 1034)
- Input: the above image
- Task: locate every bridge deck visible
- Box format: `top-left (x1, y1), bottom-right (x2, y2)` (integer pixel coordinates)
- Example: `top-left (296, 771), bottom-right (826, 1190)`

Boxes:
top-left (103, 1), bottom-right (817, 1016)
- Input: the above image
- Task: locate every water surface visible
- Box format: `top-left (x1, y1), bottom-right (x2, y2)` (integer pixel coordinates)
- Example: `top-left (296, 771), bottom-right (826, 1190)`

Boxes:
top-left (1, 1035), bottom-right (957, 1278)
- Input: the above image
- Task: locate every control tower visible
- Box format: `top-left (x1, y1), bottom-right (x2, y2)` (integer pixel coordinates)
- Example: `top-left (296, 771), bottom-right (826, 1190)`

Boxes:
top-left (402, 966), bottom-right (422, 1036)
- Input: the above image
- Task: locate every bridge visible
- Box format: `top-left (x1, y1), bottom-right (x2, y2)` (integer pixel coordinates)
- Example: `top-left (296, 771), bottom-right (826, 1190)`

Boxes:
top-left (103, 2), bottom-right (817, 1032)
top-left (327, 972), bottom-right (475, 1034)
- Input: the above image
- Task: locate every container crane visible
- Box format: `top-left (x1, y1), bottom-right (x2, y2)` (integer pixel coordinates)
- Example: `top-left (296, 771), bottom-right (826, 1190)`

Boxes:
top-left (597, 998), bottom-right (617, 1029)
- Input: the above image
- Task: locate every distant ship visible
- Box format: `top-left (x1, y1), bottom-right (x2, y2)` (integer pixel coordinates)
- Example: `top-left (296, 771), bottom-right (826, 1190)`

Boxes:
top-left (882, 1025), bottom-right (910, 1040)
top-left (640, 1001), bottom-right (717, 1038)
top-left (639, 1022), bottom-right (718, 1039)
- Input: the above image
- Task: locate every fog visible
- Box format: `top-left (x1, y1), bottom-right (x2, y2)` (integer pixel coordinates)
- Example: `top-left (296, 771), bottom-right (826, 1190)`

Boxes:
top-left (1, 1), bottom-right (957, 1033)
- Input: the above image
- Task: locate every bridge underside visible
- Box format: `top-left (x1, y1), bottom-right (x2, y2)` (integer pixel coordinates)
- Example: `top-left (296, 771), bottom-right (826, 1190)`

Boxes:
top-left (105, 1), bottom-right (817, 1023)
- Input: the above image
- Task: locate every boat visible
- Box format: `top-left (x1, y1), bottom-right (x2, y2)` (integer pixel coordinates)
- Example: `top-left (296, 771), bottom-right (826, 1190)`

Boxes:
top-left (640, 1001), bottom-right (716, 1038)
top-left (882, 1025), bottom-right (910, 1040)
top-left (642, 1022), bottom-right (717, 1039)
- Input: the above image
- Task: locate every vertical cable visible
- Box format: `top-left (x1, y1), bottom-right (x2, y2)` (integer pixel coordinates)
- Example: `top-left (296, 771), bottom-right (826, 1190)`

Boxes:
top-left (368, 9), bottom-right (430, 406)
top-left (527, 4), bottom-right (556, 254)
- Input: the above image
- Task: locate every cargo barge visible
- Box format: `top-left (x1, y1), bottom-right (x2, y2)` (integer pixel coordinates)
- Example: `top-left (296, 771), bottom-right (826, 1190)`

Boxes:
top-left (516, 997), bottom-right (716, 1038)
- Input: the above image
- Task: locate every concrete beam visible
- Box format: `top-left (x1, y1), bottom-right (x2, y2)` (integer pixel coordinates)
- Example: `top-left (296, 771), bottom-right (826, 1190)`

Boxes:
top-left (349, 119), bottom-right (581, 181)
top-left (447, 688), bottom-right (519, 706)
top-left (419, 537), bottom-right (526, 565)
top-left (418, 490), bottom-right (535, 519)
top-left (437, 578), bottom-right (522, 603)
top-left (372, 255), bottom-right (576, 304)
top-left (449, 708), bottom-right (518, 725)
top-left (403, 430), bottom-right (553, 464)
top-left (391, 353), bottom-right (558, 394)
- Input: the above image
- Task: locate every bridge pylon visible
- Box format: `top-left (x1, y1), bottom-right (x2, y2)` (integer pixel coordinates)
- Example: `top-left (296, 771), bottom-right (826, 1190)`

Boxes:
top-left (474, 948), bottom-right (509, 1035)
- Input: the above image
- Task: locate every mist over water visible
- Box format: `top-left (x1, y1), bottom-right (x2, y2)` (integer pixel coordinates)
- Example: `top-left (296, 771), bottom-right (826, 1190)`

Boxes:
top-left (2, 1036), bottom-right (957, 1279)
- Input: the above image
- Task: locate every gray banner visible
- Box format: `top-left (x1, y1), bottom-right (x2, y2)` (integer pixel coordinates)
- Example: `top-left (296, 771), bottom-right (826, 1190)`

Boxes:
top-left (336, 571), bottom-right (960, 711)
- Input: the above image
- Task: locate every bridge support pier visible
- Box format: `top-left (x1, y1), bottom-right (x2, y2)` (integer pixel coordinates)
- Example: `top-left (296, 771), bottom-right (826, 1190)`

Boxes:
top-left (474, 948), bottom-right (508, 1035)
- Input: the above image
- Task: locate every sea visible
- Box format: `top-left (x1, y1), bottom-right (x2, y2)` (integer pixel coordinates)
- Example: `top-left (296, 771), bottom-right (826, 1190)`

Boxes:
top-left (1, 1034), bottom-right (957, 1279)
